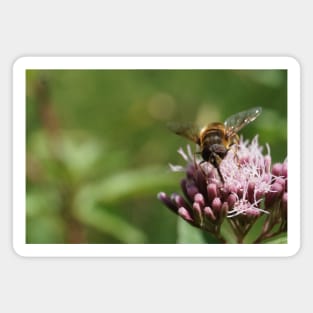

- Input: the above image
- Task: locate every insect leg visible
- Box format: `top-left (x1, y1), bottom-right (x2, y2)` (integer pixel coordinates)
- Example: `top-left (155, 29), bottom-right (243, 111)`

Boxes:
top-left (211, 153), bottom-right (225, 184)
top-left (216, 166), bottom-right (225, 184)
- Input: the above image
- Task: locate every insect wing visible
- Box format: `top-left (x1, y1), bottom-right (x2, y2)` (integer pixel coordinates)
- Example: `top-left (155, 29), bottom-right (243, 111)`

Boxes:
top-left (224, 106), bottom-right (262, 137)
top-left (167, 121), bottom-right (200, 144)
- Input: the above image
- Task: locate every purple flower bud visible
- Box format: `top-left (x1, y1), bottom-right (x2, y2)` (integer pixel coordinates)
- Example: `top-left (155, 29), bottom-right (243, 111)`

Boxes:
top-left (226, 184), bottom-right (238, 195)
top-left (265, 183), bottom-right (283, 208)
top-left (204, 206), bottom-right (216, 221)
top-left (261, 174), bottom-right (270, 184)
top-left (180, 179), bottom-right (190, 201)
top-left (275, 177), bottom-right (286, 190)
top-left (220, 202), bottom-right (229, 220)
top-left (192, 202), bottom-right (203, 225)
top-left (178, 207), bottom-right (194, 223)
top-left (157, 192), bottom-right (179, 213)
top-left (255, 190), bottom-right (265, 201)
top-left (272, 182), bottom-right (284, 195)
top-left (172, 193), bottom-right (189, 210)
top-left (245, 207), bottom-right (261, 217)
top-left (247, 182), bottom-right (255, 204)
top-left (207, 183), bottom-right (218, 203)
top-left (272, 163), bottom-right (283, 176)
top-left (282, 162), bottom-right (288, 178)
top-left (186, 164), bottom-right (196, 178)
top-left (194, 193), bottom-right (205, 208)
top-left (237, 188), bottom-right (243, 199)
top-left (212, 197), bottom-right (222, 213)
top-left (186, 182), bottom-right (199, 200)
top-left (194, 168), bottom-right (207, 195)
top-left (239, 155), bottom-right (249, 166)
top-left (227, 194), bottom-right (237, 209)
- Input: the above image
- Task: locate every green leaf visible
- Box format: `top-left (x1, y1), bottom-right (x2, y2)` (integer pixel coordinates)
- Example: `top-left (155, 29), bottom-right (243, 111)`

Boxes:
top-left (73, 203), bottom-right (147, 243)
top-left (81, 166), bottom-right (178, 204)
top-left (243, 215), bottom-right (267, 244)
top-left (26, 215), bottom-right (66, 243)
top-left (220, 219), bottom-right (237, 244)
top-left (26, 188), bottom-right (62, 217)
top-left (177, 219), bottom-right (206, 243)
top-left (58, 132), bottom-right (103, 179)
top-left (261, 233), bottom-right (288, 244)
top-left (72, 168), bottom-right (176, 243)
top-left (201, 232), bottom-right (222, 244)
top-left (28, 130), bottom-right (104, 183)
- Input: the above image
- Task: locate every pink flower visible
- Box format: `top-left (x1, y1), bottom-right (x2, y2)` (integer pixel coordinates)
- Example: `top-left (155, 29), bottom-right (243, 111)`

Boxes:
top-left (158, 136), bottom-right (287, 243)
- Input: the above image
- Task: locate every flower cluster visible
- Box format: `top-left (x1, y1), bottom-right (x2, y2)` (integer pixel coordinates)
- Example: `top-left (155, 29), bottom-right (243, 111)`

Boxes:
top-left (158, 136), bottom-right (287, 243)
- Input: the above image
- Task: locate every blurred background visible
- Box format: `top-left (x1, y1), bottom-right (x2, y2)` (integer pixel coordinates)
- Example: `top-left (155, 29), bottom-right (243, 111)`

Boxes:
top-left (26, 69), bottom-right (287, 244)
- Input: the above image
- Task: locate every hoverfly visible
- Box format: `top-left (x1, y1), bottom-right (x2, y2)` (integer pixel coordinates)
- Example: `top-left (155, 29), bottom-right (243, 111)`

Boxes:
top-left (168, 107), bottom-right (262, 183)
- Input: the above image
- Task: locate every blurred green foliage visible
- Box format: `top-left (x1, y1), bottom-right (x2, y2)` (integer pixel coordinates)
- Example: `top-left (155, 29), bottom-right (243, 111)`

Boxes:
top-left (26, 69), bottom-right (287, 244)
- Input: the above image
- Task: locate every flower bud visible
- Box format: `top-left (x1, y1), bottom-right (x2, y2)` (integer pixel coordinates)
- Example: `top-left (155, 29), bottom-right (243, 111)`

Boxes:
top-left (186, 164), bottom-right (196, 178)
top-left (186, 182), bottom-right (199, 200)
top-left (282, 162), bottom-right (288, 179)
top-left (204, 206), bottom-right (216, 221)
top-left (157, 192), bottom-right (178, 213)
top-left (265, 183), bottom-right (283, 209)
top-left (207, 183), bottom-right (218, 203)
top-left (227, 194), bottom-right (237, 209)
top-left (173, 193), bottom-right (189, 209)
top-left (247, 182), bottom-right (256, 204)
top-left (272, 163), bottom-right (283, 176)
top-left (275, 177), bottom-right (286, 190)
top-left (245, 207), bottom-right (261, 217)
top-left (212, 197), bottom-right (222, 213)
top-left (192, 202), bottom-right (203, 225)
top-left (194, 193), bottom-right (205, 208)
top-left (178, 207), bottom-right (194, 224)
top-left (220, 202), bottom-right (229, 220)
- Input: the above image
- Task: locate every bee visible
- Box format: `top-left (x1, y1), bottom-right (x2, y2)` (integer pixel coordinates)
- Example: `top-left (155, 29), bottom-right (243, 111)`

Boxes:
top-left (168, 107), bottom-right (262, 183)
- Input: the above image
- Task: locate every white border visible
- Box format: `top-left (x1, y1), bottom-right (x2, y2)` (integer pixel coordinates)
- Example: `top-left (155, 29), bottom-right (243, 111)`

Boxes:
top-left (13, 57), bottom-right (300, 257)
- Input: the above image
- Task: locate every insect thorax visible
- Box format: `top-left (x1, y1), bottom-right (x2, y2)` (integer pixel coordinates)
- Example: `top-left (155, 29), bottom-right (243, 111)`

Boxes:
top-left (200, 123), bottom-right (225, 145)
